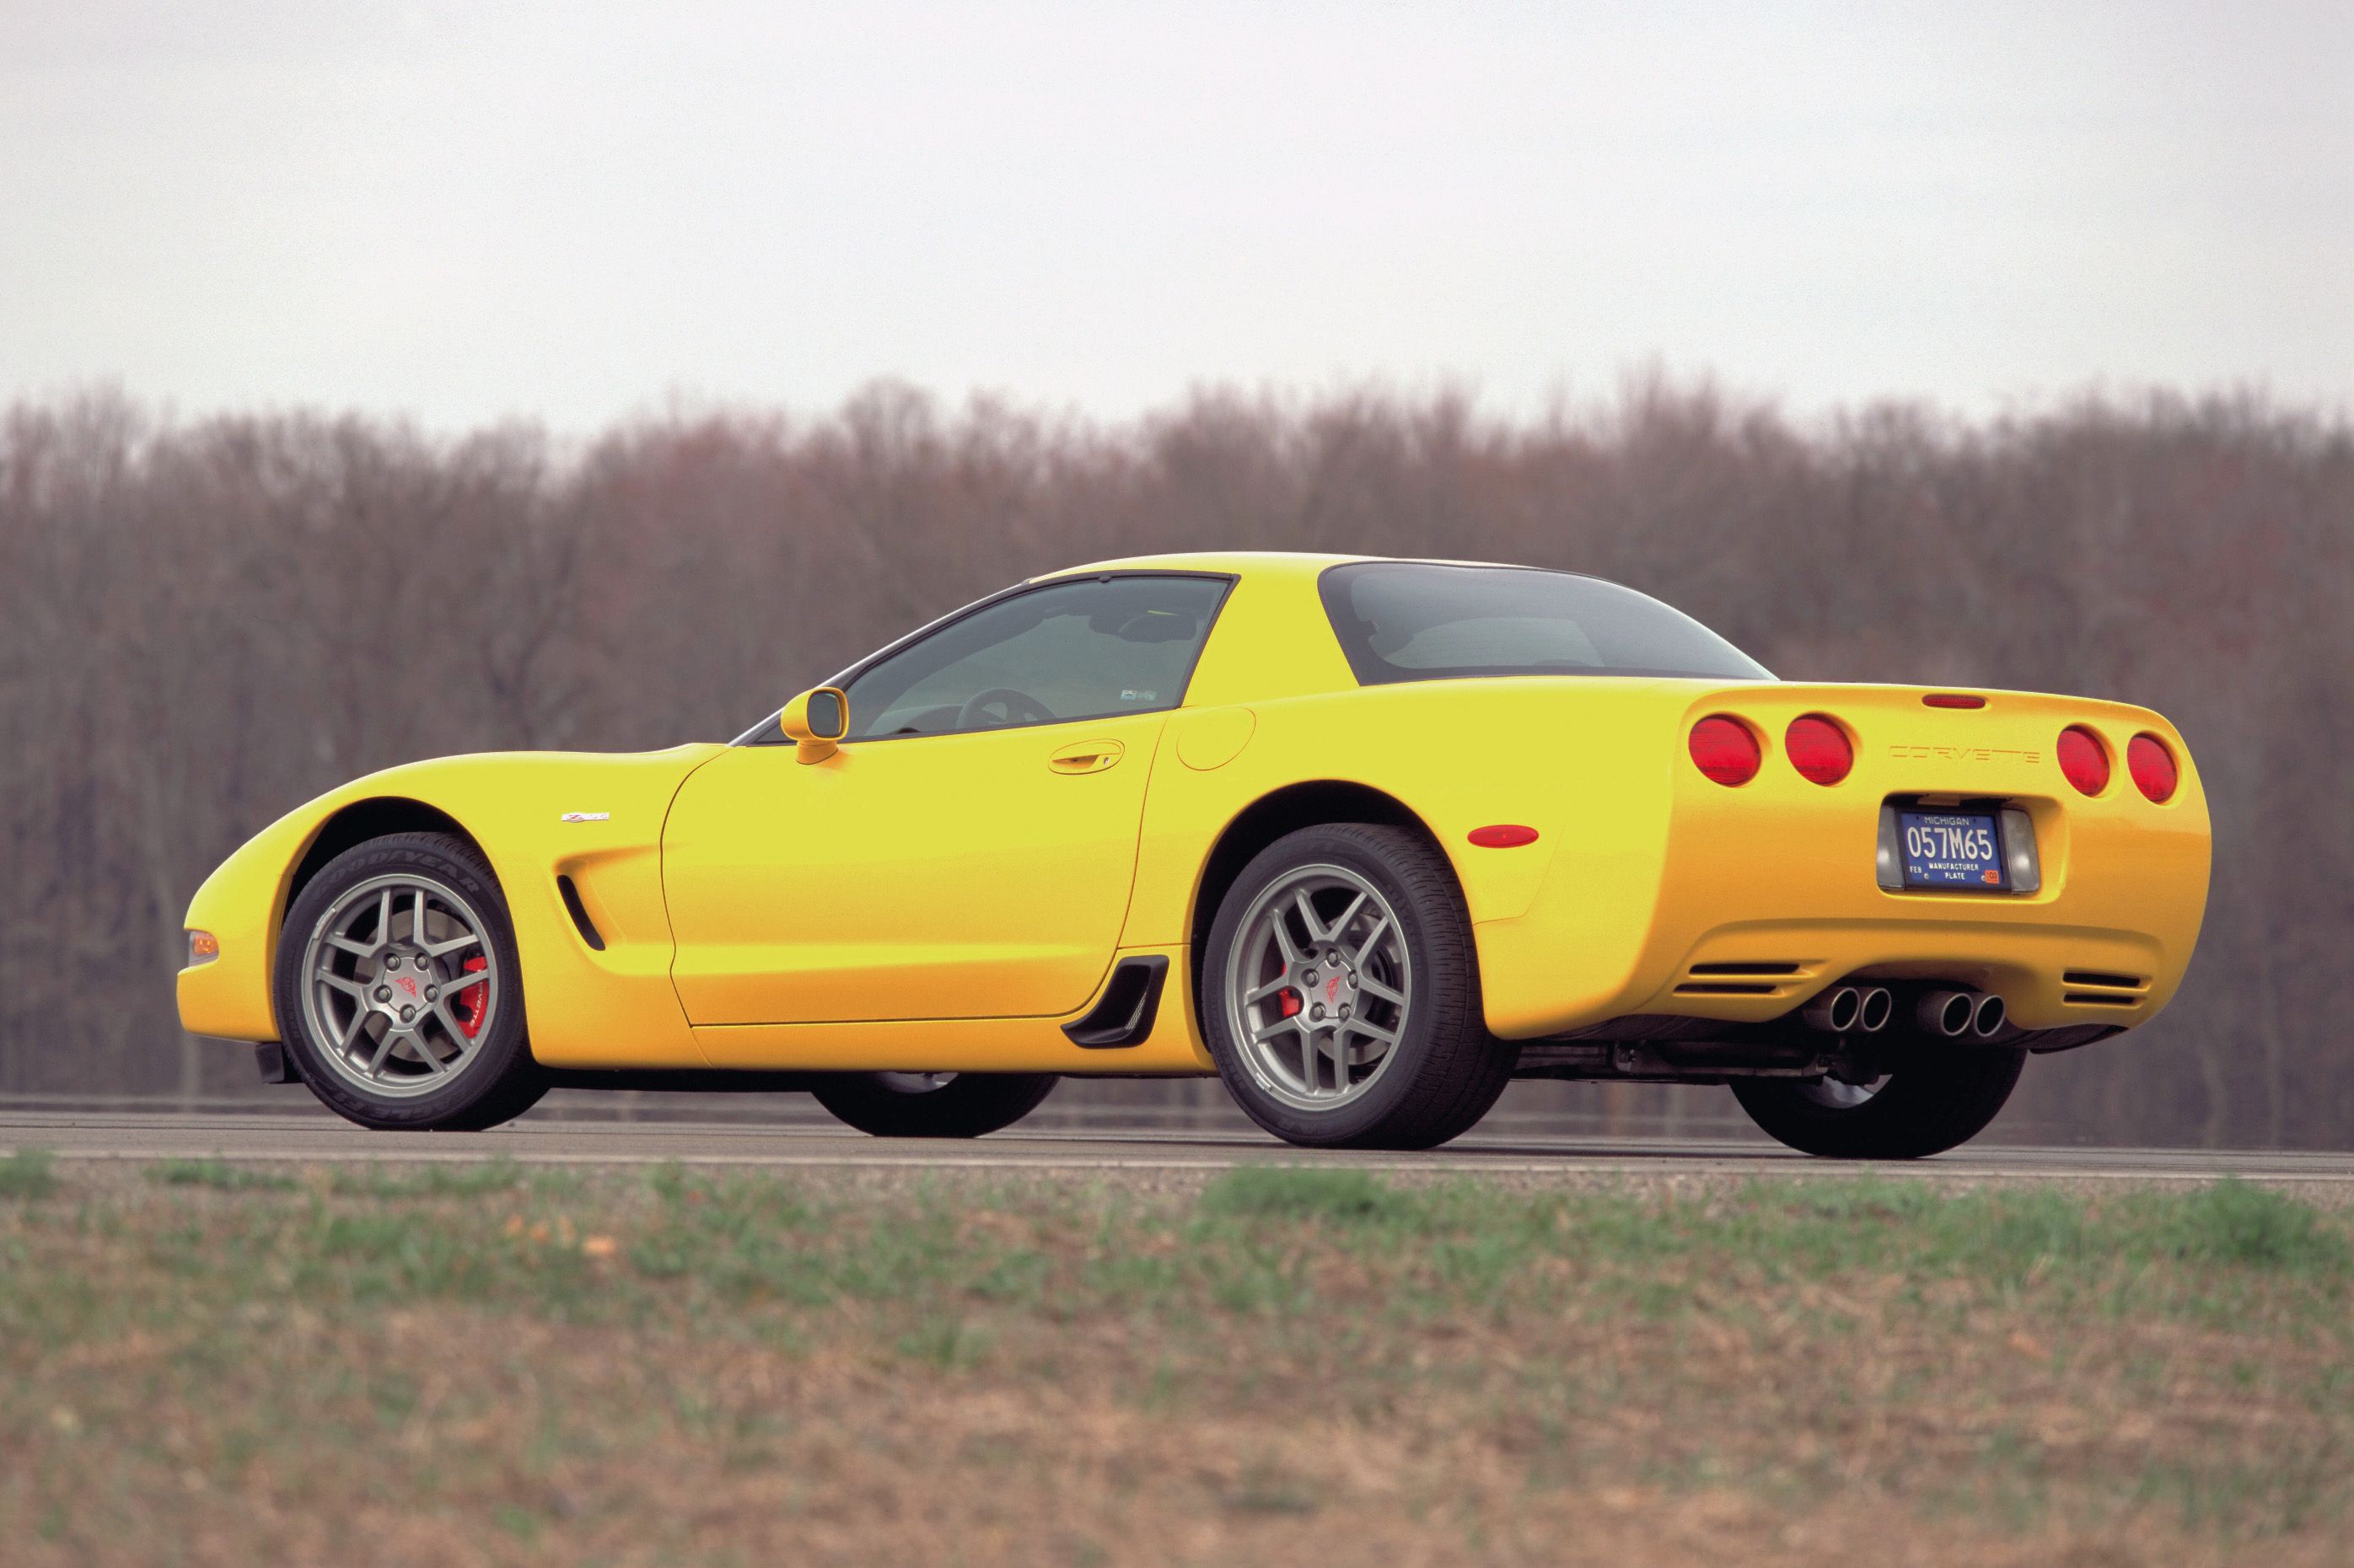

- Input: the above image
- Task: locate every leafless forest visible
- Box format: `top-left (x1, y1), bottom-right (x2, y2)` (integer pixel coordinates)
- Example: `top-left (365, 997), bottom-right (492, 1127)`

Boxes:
top-left (2, 382), bottom-right (2347, 1146)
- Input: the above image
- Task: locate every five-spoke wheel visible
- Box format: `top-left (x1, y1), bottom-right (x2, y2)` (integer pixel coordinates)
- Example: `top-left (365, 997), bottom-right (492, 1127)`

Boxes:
top-left (274, 832), bottom-right (545, 1130)
top-left (300, 873), bottom-right (501, 1096)
top-left (1201, 824), bottom-right (1513, 1149)
top-left (1227, 864), bottom-right (1413, 1111)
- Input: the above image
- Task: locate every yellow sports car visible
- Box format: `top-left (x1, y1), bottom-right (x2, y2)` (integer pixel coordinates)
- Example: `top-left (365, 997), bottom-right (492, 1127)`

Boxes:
top-left (178, 553), bottom-right (2211, 1156)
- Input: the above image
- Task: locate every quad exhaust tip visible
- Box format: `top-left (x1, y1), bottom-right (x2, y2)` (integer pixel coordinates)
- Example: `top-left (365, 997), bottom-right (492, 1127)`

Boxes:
top-left (1918, 989), bottom-right (1975, 1037)
top-left (1915, 988), bottom-right (2007, 1038)
top-left (1802, 985), bottom-right (1895, 1034)
top-left (1802, 985), bottom-right (1862, 1034)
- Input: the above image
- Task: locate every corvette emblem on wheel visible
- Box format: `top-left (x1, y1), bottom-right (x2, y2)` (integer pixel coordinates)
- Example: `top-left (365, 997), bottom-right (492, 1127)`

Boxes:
top-left (175, 552), bottom-right (2208, 1157)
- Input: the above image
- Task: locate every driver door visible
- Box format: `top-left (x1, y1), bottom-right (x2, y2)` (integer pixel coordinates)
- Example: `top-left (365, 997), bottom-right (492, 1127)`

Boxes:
top-left (661, 572), bottom-right (1231, 1025)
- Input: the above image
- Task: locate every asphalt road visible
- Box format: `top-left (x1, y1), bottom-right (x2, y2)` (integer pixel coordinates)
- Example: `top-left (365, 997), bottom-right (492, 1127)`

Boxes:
top-left (6, 1109), bottom-right (2351, 1184)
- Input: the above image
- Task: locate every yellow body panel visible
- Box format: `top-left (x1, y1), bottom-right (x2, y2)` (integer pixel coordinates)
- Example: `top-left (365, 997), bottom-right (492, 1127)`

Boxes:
top-left (178, 747), bottom-right (723, 1068)
top-left (1468, 682), bottom-right (2210, 1037)
top-left (662, 713), bottom-right (1167, 1025)
top-left (693, 944), bottom-right (1207, 1074)
top-left (179, 551), bottom-right (2212, 1076)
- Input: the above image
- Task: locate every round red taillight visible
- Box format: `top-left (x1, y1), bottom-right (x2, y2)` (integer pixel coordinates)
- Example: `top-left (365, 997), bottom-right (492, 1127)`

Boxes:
top-left (1784, 714), bottom-right (1853, 786)
top-left (2127, 733), bottom-right (2178, 803)
top-left (2056, 725), bottom-right (2109, 796)
top-left (1689, 716), bottom-right (1761, 787)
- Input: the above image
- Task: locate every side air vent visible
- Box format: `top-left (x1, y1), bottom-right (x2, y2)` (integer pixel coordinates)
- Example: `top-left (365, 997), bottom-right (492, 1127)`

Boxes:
top-left (2062, 969), bottom-right (2147, 1007)
top-left (2063, 969), bottom-right (2147, 991)
top-left (556, 874), bottom-right (606, 952)
top-left (1673, 959), bottom-right (1816, 999)
top-left (1063, 956), bottom-right (1169, 1049)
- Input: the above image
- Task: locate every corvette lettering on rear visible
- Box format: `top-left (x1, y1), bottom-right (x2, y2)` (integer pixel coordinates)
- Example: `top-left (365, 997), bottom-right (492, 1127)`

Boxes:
top-left (1886, 744), bottom-right (2042, 765)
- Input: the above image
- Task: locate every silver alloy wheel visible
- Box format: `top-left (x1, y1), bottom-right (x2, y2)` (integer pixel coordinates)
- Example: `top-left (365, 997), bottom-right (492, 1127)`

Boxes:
top-left (1225, 863), bottom-right (1413, 1113)
top-left (874, 1072), bottom-right (958, 1093)
top-left (299, 873), bottom-right (499, 1098)
top-left (1797, 1073), bottom-right (1886, 1109)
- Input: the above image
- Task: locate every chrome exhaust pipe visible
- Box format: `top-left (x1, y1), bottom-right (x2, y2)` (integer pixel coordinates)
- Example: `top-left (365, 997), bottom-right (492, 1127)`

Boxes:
top-left (1801, 986), bottom-right (1862, 1033)
top-left (1857, 986), bottom-right (1894, 1033)
top-left (1916, 989), bottom-right (1975, 1038)
top-left (1970, 992), bottom-right (2007, 1039)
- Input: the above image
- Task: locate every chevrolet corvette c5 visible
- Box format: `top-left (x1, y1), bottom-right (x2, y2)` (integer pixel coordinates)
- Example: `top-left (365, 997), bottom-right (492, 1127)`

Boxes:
top-left (177, 554), bottom-right (2210, 1154)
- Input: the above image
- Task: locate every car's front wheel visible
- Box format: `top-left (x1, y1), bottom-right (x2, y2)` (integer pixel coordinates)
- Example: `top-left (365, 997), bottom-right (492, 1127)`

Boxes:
top-left (1201, 823), bottom-right (1515, 1150)
top-left (273, 831), bottom-right (546, 1131)
top-left (809, 1072), bottom-right (1059, 1137)
top-left (1731, 1048), bottom-right (2026, 1158)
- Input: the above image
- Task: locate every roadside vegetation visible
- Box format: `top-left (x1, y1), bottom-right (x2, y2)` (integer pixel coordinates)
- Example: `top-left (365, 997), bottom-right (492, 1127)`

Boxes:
top-left (3, 1161), bottom-right (2349, 1566)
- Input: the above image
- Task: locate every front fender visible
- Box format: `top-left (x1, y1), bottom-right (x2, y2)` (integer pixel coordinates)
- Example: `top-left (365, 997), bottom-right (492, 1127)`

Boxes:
top-left (176, 745), bottom-right (723, 1066)
top-left (178, 792), bottom-right (351, 1040)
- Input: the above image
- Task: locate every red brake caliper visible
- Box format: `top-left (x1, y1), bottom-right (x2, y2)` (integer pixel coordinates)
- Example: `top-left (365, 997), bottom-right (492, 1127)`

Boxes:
top-left (1277, 988), bottom-right (1302, 1018)
top-left (453, 956), bottom-right (489, 1039)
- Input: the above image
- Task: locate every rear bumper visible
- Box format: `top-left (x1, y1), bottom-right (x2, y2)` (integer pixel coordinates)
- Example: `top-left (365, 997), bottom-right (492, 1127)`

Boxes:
top-left (1472, 694), bottom-right (2212, 1040)
top-left (1615, 916), bottom-right (2169, 1029)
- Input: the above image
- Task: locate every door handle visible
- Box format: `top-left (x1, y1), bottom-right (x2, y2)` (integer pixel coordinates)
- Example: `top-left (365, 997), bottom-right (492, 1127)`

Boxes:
top-left (1048, 739), bottom-right (1125, 775)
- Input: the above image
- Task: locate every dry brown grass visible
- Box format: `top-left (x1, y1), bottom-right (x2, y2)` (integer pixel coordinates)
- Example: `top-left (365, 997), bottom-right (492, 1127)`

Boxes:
top-left (3, 1160), bottom-right (2348, 1566)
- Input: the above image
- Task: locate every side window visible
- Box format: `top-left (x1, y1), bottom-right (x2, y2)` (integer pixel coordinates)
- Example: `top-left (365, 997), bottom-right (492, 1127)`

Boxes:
top-left (841, 575), bottom-right (1230, 739)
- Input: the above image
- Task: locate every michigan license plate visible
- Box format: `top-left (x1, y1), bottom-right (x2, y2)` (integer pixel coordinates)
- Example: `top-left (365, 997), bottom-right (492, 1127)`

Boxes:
top-left (1899, 810), bottom-right (2006, 889)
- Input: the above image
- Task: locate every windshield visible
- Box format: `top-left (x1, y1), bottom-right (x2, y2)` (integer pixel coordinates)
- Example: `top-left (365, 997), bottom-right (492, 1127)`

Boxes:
top-left (1319, 562), bottom-right (1771, 685)
top-left (734, 572), bottom-right (1231, 746)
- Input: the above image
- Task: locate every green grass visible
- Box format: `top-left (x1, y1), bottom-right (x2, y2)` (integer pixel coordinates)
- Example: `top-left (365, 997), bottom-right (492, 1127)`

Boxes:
top-left (2152, 1177), bottom-right (2348, 1270)
top-left (0, 1147), bottom-right (56, 1200)
top-left (145, 1157), bottom-right (298, 1191)
top-left (322, 1156), bottom-right (525, 1200)
top-left (20, 1163), bottom-right (2348, 1334)
top-left (1195, 1165), bottom-right (1417, 1224)
top-left (1185, 1168), bottom-right (2351, 1297)
top-left (2, 1162), bottom-right (2349, 1565)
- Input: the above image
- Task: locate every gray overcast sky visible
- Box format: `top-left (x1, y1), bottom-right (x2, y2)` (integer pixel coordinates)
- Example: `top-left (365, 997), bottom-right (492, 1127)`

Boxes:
top-left (3, 0), bottom-right (2350, 429)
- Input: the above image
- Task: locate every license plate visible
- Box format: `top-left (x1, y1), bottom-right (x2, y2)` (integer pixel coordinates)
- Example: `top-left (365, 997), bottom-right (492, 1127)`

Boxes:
top-left (1898, 810), bottom-right (2006, 890)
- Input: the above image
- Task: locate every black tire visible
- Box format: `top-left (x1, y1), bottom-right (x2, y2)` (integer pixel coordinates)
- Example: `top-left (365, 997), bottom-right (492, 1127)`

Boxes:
top-left (1201, 824), bottom-right (1515, 1150)
top-left (810, 1072), bottom-right (1058, 1138)
top-left (274, 831), bottom-right (546, 1132)
top-left (1731, 1049), bottom-right (2026, 1159)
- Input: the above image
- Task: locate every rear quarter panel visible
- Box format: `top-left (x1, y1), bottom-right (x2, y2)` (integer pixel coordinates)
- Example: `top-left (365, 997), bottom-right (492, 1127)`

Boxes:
top-left (1123, 677), bottom-right (1690, 1023)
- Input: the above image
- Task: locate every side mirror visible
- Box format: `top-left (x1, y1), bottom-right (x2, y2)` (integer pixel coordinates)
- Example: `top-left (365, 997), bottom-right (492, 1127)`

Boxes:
top-left (779, 686), bottom-right (850, 765)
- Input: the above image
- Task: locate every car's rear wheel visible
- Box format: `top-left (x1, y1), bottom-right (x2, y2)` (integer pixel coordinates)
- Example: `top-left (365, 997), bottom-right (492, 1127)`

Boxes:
top-left (274, 832), bottom-right (546, 1131)
top-left (1201, 824), bottom-right (1515, 1150)
top-left (809, 1071), bottom-right (1059, 1137)
top-left (1731, 1048), bottom-right (2026, 1158)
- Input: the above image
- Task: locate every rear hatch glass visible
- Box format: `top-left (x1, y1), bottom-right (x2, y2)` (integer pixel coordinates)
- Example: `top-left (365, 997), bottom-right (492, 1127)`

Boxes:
top-left (1319, 562), bottom-right (1771, 685)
